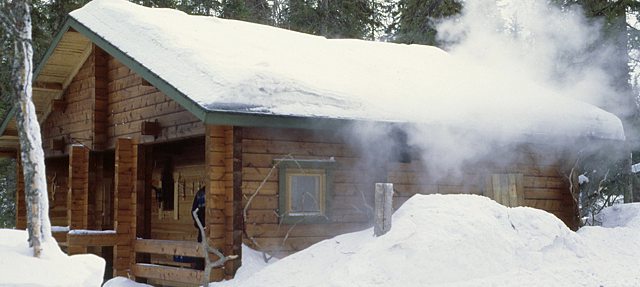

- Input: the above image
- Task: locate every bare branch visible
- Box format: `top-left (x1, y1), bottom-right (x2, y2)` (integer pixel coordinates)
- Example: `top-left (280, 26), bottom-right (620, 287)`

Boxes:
top-left (193, 208), bottom-right (237, 286)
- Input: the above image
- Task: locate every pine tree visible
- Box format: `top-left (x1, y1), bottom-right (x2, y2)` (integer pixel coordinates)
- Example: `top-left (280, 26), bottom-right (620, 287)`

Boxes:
top-left (220, 0), bottom-right (271, 24)
top-left (393, 0), bottom-right (462, 45)
top-left (282, 0), bottom-right (379, 39)
top-left (0, 159), bottom-right (16, 228)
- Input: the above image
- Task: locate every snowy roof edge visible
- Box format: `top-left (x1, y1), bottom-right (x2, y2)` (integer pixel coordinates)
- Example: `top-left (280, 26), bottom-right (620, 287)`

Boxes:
top-left (33, 17), bottom-right (397, 131)
top-left (1, 0), bottom-right (624, 143)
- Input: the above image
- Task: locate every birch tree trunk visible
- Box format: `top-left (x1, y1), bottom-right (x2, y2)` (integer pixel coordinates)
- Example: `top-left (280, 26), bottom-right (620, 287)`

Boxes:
top-left (1, 0), bottom-right (52, 257)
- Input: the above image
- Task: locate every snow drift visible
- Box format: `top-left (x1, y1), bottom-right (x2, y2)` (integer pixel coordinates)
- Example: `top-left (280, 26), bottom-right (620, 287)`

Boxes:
top-left (0, 229), bottom-right (105, 286)
top-left (220, 194), bottom-right (640, 287)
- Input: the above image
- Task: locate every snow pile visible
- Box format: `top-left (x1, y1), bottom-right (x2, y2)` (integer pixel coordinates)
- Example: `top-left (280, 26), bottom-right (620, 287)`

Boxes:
top-left (595, 203), bottom-right (640, 228)
top-left (0, 229), bottom-right (105, 287)
top-left (103, 277), bottom-right (152, 287)
top-left (69, 0), bottom-right (624, 140)
top-left (209, 244), bottom-right (278, 286)
top-left (222, 194), bottom-right (640, 287)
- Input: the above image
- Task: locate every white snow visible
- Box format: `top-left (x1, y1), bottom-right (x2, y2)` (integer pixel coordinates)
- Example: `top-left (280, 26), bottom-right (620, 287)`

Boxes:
top-left (51, 226), bottom-right (69, 232)
top-left (209, 244), bottom-right (278, 287)
top-left (211, 194), bottom-right (640, 287)
top-left (68, 229), bottom-right (116, 235)
top-left (0, 229), bottom-right (105, 287)
top-left (578, 174), bottom-right (589, 184)
top-left (103, 277), bottom-right (152, 287)
top-left (69, 0), bottom-right (624, 141)
top-left (3, 196), bottom-right (640, 286)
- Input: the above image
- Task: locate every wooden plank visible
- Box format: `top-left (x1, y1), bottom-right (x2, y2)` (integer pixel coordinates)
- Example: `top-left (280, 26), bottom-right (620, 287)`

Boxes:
top-left (246, 223), bottom-right (366, 238)
top-left (68, 145), bottom-right (89, 229)
top-left (131, 263), bottom-right (224, 285)
top-left (67, 232), bottom-right (119, 246)
top-left (134, 239), bottom-right (203, 257)
top-left (515, 174), bottom-right (525, 206)
top-left (524, 188), bottom-right (568, 200)
top-left (114, 137), bottom-right (138, 277)
top-left (508, 174), bottom-right (518, 207)
top-left (242, 139), bottom-right (353, 157)
top-left (52, 231), bottom-right (68, 244)
top-left (33, 81), bottom-right (63, 92)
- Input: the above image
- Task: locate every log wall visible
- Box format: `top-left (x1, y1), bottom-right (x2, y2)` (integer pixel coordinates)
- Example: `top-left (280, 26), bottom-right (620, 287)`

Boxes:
top-left (241, 127), bottom-right (374, 258)
top-left (105, 56), bottom-right (204, 149)
top-left (240, 127), bottom-right (577, 258)
top-left (42, 46), bottom-right (205, 158)
top-left (42, 48), bottom-right (99, 157)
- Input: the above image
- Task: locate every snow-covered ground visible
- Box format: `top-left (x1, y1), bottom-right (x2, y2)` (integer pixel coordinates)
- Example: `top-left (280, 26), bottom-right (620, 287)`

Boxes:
top-left (3, 194), bottom-right (639, 286)
top-left (211, 194), bottom-right (640, 287)
top-left (0, 229), bottom-right (105, 286)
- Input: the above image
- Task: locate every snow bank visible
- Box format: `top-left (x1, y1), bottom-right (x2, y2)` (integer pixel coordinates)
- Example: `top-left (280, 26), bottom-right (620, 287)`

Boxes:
top-left (0, 229), bottom-right (105, 287)
top-left (595, 202), bottom-right (640, 228)
top-left (209, 244), bottom-right (278, 286)
top-left (69, 0), bottom-right (624, 141)
top-left (103, 277), bottom-right (152, 287)
top-left (225, 194), bottom-right (640, 287)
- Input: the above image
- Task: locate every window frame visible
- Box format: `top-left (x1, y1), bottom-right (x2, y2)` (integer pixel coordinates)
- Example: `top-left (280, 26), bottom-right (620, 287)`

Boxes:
top-left (277, 159), bottom-right (335, 224)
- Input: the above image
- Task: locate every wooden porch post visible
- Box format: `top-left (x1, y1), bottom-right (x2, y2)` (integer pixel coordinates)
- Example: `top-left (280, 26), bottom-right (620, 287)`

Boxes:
top-left (224, 126), bottom-right (243, 278)
top-left (113, 138), bottom-right (137, 277)
top-left (15, 150), bottom-right (26, 229)
top-left (205, 126), bottom-right (230, 282)
top-left (67, 144), bottom-right (90, 254)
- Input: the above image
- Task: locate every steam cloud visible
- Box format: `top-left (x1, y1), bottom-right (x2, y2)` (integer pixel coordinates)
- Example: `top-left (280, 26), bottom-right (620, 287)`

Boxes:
top-left (350, 0), bottom-right (628, 181)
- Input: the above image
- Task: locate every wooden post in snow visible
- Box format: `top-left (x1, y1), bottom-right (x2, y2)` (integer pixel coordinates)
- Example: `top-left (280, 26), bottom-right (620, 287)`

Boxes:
top-left (374, 183), bottom-right (394, 236)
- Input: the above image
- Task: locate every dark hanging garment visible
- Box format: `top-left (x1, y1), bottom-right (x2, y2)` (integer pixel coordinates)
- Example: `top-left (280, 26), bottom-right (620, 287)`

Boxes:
top-left (192, 186), bottom-right (206, 242)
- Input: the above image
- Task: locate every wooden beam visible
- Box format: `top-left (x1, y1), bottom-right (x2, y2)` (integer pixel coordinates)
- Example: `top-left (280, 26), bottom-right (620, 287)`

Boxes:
top-left (225, 126), bottom-right (243, 277)
top-left (67, 231), bottom-right (119, 247)
top-left (131, 264), bottom-right (205, 285)
top-left (134, 239), bottom-right (203, 257)
top-left (114, 138), bottom-right (138, 277)
top-left (33, 81), bottom-right (63, 92)
top-left (68, 144), bottom-right (89, 255)
top-left (62, 43), bottom-right (93, 90)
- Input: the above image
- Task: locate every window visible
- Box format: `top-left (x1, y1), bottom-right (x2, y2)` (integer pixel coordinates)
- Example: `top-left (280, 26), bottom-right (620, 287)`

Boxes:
top-left (486, 173), bottom-right (524, 207)
top-left (278, 159), bottom-right (334, 224)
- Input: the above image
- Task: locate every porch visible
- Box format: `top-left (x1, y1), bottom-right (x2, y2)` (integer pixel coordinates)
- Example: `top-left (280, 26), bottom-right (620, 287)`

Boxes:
top-left (15, 126), bottom-right (243, 286)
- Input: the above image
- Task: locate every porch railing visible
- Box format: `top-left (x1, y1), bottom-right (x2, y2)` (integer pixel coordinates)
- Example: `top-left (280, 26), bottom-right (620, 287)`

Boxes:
top-left (133, 239), bottom-right (222, 286)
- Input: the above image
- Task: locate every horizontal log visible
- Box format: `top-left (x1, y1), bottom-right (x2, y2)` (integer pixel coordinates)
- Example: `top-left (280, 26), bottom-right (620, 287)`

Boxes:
top-left (67, 231), bottom-right (119, 246)
top-left (52, 230), bottom-right (68, 243)
top-left (131, 263), bottom-right (212, 285)
top-left (134, 239), bottom-right (203, 257)
top-left (246, 223), bottom-right (367, 238)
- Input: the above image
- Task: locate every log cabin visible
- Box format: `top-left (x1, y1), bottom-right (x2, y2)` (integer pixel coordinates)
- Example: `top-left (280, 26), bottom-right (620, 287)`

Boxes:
top-left (0, 0), bottom-right (626, 285)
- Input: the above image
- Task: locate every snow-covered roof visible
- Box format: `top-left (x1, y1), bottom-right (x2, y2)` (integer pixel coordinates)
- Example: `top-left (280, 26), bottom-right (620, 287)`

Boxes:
top-left (68, 0), bottom-right (625, 140)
